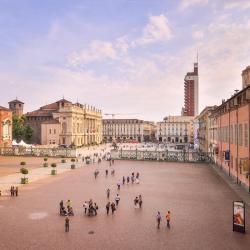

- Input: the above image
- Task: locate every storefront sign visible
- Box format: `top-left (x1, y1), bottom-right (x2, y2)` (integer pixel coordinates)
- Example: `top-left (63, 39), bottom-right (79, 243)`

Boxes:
top-left (233, 201), bottom-right (245, 233)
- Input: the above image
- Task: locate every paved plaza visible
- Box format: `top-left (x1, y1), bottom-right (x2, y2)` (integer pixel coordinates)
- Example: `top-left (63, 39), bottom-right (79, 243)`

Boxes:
top-left (0, 160), bottom-right (250, 250)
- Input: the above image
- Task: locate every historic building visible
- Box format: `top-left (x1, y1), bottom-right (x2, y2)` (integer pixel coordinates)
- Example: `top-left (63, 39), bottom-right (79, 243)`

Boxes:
top-left (242, 65), bottom-right (250, 89)
top-left (212, 85), bottom-right (250, 190)
top-left (102, 119), bottom-right (156, 143)
top-left (8, 99), bottom-right (24, 117)
top-left (0, 106), bottom-right (12, 147)
top-left (25, 98), bottom-right (102, 146)
top-left (182, 62), bottom-right (199, 116)
top-left (156, 116), bottom-right (194, 144)
top-left (196, 106), bottom-right (217, 152)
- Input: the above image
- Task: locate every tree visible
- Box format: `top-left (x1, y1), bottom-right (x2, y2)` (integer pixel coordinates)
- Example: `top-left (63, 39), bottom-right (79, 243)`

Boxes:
top-left (12, 115), bottom-right (34, 143)
top-left (12, 115), bottom-right (25, 142)
top-left (23, 125), bottom-right (34, 144)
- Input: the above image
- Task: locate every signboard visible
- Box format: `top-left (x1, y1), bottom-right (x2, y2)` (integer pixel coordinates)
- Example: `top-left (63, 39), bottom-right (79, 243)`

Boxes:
top-left (225, 150), bottom-right (230, 161)
top-left (233, 201), bottom-right (245, 233)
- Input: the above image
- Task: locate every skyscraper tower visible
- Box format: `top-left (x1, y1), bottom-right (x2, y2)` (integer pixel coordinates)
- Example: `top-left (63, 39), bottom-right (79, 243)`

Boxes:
top-left (182, 62), bottom-right (199, 116)
top-left (8, 98), bottom-right (24, 117)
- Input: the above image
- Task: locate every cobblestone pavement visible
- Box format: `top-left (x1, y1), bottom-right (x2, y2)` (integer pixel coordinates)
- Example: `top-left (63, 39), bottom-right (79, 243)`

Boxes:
top-left (0, 160), bottom-right (250, 250)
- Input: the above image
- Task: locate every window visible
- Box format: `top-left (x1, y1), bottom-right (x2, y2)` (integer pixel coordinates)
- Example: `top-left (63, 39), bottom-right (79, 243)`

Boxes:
top-left (230, 125), bottom-right (233, 144)
top-left (238, 124), bottom-right (243, 146)
top-left (244, 123), bottom-right (248, 147)
top-left (54, 129), bottom-right (56, 134)
top-left (49, 129), bottom-right (52, 134)
top-left (234, 124), bottom-right (238, 144)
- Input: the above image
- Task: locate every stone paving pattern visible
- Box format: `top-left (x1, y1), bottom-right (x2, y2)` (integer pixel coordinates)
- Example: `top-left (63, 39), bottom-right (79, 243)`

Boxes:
top-left (0, 160), bottom-right (250, 250)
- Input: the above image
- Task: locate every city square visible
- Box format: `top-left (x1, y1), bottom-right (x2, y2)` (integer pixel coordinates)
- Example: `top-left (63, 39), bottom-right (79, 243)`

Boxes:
top-left (0, 158), bottom-right (250, 250)
top-left (1, 0), bottom-right (250, 249)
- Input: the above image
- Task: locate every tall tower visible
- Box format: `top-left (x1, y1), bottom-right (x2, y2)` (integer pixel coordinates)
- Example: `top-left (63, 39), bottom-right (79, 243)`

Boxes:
top-left (242, 65), bottom-right (250, 89)
top-left (183, 63), bottom-right (199, 116)
top-left (8, 98), bottom-right (24, 117)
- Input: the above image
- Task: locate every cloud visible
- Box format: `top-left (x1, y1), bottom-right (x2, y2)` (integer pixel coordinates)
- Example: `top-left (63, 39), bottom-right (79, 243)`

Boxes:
top-left (134, 14), bottom-right (172, 46)
top-left (67, 14), bottom-right (172, 66)
top-left (192, 30), bottom-right (204, 40)
top-left (180, 0), bottom-right (209, 9)
top-left (67, 40), bottom-right (117, 66)
top-left (225, 0), bottom-right (250, 10)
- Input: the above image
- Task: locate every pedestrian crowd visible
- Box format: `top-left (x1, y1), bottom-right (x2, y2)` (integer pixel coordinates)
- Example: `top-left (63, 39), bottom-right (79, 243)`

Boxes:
top-left (60, 152), bottom-right (172, 233)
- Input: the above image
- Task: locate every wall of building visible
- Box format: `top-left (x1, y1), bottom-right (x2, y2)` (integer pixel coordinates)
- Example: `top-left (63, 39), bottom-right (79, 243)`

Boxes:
top-left (0, 108), bottom-right (12, 147)
top-left (210, 86), bottom-right (250, 190)
top-left (41, 123), bottom-right (60, 145)
top-left (102, 119), bottom-right (153, 143)
top-left (156, 116), bottom-right (194, 144)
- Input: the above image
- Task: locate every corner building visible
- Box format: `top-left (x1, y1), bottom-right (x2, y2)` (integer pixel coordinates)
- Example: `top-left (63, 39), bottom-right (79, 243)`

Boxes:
top-left (0, 106), bottom-right (12, 147)
top-left (212, 86), bottom-right (250, 191)
top-left (156, 116), bottom-right (194, 144)
top-left (25, 99), bottom-right (102, 146)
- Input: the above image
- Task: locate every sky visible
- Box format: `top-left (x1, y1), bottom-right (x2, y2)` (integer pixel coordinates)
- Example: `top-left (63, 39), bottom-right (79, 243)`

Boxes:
top-left (0, 0), bottom-right (250, 121)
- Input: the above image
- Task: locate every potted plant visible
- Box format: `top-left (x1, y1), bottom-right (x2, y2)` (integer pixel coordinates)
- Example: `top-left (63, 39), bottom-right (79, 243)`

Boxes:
top-left (85, 156), bottom-right (90, 164)
top-left (20, 167), bottom-right (29, 184)
top-left (51, 163), bottom-right (57, 175)
top-left (61, 159), bottom-right (66, 163)
top-left (43, 157), bottom-right (48, 167)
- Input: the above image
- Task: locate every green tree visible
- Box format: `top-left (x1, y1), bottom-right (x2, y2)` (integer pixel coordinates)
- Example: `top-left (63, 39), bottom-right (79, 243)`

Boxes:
top-left (12, 115), bottom-right (25, 142)
top-left (12, 115), bottom-right (34, 143)
top-left (23, 125), bottom-right (34, 144)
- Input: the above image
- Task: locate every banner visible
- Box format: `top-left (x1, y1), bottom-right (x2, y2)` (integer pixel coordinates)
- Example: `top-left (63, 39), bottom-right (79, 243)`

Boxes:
top-left (233, 201), bottom-right (245, 233)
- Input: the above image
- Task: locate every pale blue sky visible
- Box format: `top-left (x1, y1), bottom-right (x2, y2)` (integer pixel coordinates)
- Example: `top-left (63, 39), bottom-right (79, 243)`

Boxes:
top-left (1, 0), bottom-right (250, 120)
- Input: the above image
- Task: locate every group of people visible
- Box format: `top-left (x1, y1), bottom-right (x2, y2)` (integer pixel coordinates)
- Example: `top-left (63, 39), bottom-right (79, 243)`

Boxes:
top-left (10, 186), bottom-right (18, 196)
top-left (122, 172), bottom-right (140, 186)
top-left (105, 201), bottom-right (117, 215)
top-left (59, 200), bottom-right (74, 216)
top-left (134, 195), bottom-right (143, 208)
top-left (156, 211), bottom-right (171, 229)
top-left (83, 199), bottom-right (99, 216)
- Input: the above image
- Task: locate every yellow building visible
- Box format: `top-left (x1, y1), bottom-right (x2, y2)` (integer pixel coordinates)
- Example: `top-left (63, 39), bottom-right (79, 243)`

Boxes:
top-left (26, 99), bottom-right (102, 146)
top-left (157, 116), bottom-right (194, 144)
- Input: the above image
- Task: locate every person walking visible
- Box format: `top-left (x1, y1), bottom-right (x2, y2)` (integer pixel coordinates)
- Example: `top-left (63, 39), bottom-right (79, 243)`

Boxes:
top-left (139, 195), bottom-right (142, 208)
top-left (65, 216), bottom-right (70, 232)
top-left (15, 187), bottom-right (18, 196)
top-left (83, 201), bottom-right (88, 214)
top-left (106, 188), bottom-right (110, 199)
top-left (166, 211), bottom-right (171, 228)
top-left (60, 200), bottom-right (64, 214)
top-left (115, 194), bottom-right (120, 206)
top-left (66, 200), bottom-right (71, 209)
top-left (111, 202), bottom-right (116, 215)
top-left (156, 211), bottom-right (162, 229)
top-left (106, 202), bottom-right (110, 215)
top-left (10, 186), bottom-right (13, 197)
top-left (117, 182), bottom-right (121, 190)
top-left (105, 169), bottom-right (108, 177)
top-left (122, 176), bottom-right (125, 185)
top-left (127, 176), bottom-right (130, 184)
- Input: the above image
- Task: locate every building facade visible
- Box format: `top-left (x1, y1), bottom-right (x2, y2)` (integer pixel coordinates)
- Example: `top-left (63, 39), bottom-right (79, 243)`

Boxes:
top-left (0, 106), bottom-right (12, 147)
top-left (8, 99), bottom-right (24, 117)
top-left (156, 116), bottom-right (194, 144)
top-left (182, 63), bottom-right (199, 116)
top-left (25, 99), bottom-right (102, 146)
top-left (196, 106), bottom-right (217, 152)
top-left (102, 119), bottom-right (156, 143)
top-left (212, 86), bottom-right (250, 190)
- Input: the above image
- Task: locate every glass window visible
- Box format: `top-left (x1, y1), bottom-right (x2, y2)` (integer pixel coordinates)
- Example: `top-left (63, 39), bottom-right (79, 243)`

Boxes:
top-left (244, 123), bottom-right (248, 147)
top-left (238, 124), bottom-right (243, 146)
